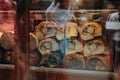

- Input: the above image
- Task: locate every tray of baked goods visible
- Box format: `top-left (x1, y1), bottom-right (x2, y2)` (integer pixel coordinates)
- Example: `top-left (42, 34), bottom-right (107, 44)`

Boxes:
top-left (0, 9), bottom-right (117, 74)
top-left (26, 10), bottom-right (119, 73)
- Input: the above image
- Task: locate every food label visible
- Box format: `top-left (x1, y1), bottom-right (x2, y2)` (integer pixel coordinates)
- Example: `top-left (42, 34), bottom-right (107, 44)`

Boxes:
top-left (106, 22), bottom-right (120, 30)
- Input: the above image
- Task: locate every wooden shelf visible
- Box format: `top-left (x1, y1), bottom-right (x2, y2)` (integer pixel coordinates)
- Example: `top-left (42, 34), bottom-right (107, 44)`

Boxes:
top-left (0, 64), bottom-right (15, 70)
top-left (31, 66), bottom-right (116, 75)
top-left (0, 64), bottom-right (118, 79)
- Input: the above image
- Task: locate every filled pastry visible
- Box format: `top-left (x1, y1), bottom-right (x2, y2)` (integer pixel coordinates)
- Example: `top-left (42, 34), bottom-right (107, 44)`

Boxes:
top-left (29, 49), bottom-right (42, 66)
top-left (0, 32), bottom-right (14, 50)
top-left (79, 21), bottom-right (102, 40)
top-left (84, 39), bottom-right (105, 57)
top-left (38, 38), bottom-right (59, 55)
top-left (65, 53), bottom-right (85, 70)
top-left (40, 52), bottom-right (62, 68)
top-left (35, 21), bottom-right (57, 40)
top-left (56, 22), bottom-right (78, 40)
top-left (60, 39), bottom-right (83, 55)
top-left (66, 22), bottom-right (78, 38)
top-left (86, 54), bottom-right (112, 71)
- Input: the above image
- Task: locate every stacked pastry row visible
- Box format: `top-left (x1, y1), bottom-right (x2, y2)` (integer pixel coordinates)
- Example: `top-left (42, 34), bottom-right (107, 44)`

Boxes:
top-left (29, 21), bottom-right (113, 71)
top-left (0, 21), bottom-right (15, 64)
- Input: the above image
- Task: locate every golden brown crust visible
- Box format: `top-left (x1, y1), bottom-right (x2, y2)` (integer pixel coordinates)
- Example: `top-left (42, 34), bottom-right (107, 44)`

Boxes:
top-left (38, 38), bottom-right (59, 55)
top-left (84, 39), bottom-right (105, 57)
top-left (79, 21), bottom-right (102, 40)
top-left (35, 21), bottom-right (57, 40)
top-left (0, 32), bottom-right (14, 50)
top-left (66, 22), bottom-right (78, 38)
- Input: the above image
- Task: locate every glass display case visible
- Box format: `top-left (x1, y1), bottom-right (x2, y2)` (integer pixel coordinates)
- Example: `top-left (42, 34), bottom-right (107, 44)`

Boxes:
top-left (0, 0), bottom-right (16, 67)
top-left (0, 0), bottom-right (120, 80)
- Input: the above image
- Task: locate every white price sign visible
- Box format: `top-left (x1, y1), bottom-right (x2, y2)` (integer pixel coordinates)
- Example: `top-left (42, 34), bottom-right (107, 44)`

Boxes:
top-left (106, 22), bottom-right (120, 30)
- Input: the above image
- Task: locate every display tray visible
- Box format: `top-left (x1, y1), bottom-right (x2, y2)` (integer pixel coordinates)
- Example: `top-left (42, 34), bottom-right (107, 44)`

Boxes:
top-left (0, 64), bottom-right (118, 80)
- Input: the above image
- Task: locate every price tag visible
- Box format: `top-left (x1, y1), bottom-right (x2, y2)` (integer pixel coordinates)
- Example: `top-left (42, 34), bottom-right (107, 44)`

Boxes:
top-left (106, 22), bottom-right (120, 30)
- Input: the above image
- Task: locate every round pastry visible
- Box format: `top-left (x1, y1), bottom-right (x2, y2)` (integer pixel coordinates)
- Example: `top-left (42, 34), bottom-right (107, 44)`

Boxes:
top-left (29, 33), bottom-right (38, 52)
top-left (29, 49), bottom-right (42, 66)
top-left (86, 54), bottom-right (112, 71)
top-left (65, 53), bottom-right (85, 70)
top-left (38, 38), bottom-right (59, 55)
top-left (56, 22), bottom-right (78, 40)
top-left (35, 21), bottom-right (57, 40)
top-left (66, 22), bottom-right (78, 38)
top-left (79, 21), bottom-right (102, 40)
top-left (84, 39), bottom-right (105, 57)
top-left (60, 39), bottom-right (83, 55)
top-left (40, 52), bottom-right (62, 68)
top-left (0, 32), bottom-right (14, 50)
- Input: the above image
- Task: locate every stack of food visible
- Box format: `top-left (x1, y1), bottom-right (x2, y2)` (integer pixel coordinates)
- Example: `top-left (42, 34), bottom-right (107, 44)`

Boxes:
top-left (0, 10), bottom-right (15, 64)
top-left (0, 31), bottom-right (15, 64)
top-left (34, 21), bottom-right (62, 67)
top-left (35, 21), bottom-right (57, 40)
top-left (40, 52), bottom-right (62, 68)
top-left (30, 20), bottom-right (113, 71)
top-left (79, 21), bottom-right (113, 71)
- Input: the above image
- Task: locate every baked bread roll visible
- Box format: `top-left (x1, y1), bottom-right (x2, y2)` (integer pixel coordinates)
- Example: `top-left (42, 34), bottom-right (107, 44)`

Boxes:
top-left (0, 32), bottom-right (14, 50)
top-left (86, 54), bottom-right (112, 71)
top-left (56, 22), bottom-right (78, 40)
top-left (29, 33), bottom-right (38, 52)
top-left (38, 38), bottom-right (59, 55)
top-left (65, 53), bottom-right (85, 70)
top-left (66, 22), bottom-right (78, 38)
top-left (79, 21), bottom-right (102, 40)
top-left (29, 49), bottom-right (42, 66)
top-left (40, 52), bottom-right (62, 68)
top-left (35, 21), bottom-right (57, 40)
top-left (60, 39), bottom-right (83, 55)
top-left (84, 39), bottom-right (105, 57)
